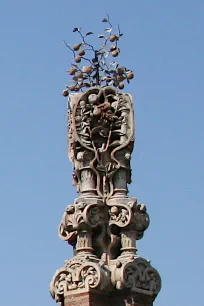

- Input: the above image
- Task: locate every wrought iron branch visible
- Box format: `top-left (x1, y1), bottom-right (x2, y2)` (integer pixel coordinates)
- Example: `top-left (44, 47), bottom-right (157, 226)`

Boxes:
top-left (62, 16), bottom-right (134, 97)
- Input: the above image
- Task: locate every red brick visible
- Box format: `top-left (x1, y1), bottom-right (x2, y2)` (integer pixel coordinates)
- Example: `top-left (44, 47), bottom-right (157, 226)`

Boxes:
top-left (64, 290), bottom-right (154, 306)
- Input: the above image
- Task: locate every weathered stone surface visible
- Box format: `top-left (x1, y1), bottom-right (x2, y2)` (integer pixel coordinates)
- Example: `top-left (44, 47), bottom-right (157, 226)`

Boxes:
top-left (50, 87), bottom-right (161, 305)
top-left (50, 255), bottom-right (112, 303)
top-left (68, 87), bottom-right (134, 199)
top-left (111, 256), bottom-right (161, 296)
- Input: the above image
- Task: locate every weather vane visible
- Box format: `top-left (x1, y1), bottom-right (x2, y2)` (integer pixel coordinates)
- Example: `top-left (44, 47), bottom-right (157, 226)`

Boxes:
top-left (62, 15), bottom-right (134, 97)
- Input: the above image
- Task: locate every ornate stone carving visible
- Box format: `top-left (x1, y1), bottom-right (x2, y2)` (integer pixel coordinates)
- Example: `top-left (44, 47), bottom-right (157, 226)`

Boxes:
top-left (68, 87), bottom-right (134, 199)
top-left (50, 86), bottom-right (161, 303)
top-left (59, 198), bottom-right (104, 241)
top-left (111, 256), bottom-right (161, 297)
top-left (134, 204), bottom-right (150, 240)
top-left (50, 256), bottom-right (111, 303)
top-left (105, 197), bottom-right (150, 259)
top-left (108, 198), bottom-right (136, 228)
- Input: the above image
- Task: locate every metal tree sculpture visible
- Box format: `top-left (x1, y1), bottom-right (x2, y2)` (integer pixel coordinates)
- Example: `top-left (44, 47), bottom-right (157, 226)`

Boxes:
top-left (62, 16), bottom-right (134, 97)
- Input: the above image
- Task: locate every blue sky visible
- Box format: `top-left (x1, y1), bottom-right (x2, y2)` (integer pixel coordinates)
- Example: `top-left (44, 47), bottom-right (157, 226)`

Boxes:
top-left (0, 1), bottom-right (203, 305)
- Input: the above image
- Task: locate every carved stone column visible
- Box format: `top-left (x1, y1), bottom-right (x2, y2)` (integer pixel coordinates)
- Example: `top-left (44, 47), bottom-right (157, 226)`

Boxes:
top-left (50, 87), bottom-right (161, 306)
top-left (80, 169), bottom-right (97, 197)
top-left (120, 227), bottom-right (137, 255)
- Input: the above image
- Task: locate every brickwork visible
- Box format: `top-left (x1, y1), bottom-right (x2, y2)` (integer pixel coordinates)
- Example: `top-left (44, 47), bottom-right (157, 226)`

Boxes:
top-left (64, 291), bottom-right (154, 306)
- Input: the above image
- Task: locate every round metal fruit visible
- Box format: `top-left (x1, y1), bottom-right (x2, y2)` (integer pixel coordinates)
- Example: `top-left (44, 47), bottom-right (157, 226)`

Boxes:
top-left (74, 56), bottom-right (81, 63)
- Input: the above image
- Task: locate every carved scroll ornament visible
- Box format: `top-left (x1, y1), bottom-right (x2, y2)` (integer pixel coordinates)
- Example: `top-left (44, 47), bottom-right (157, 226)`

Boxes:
top-left (59, 198), bottom-right (104, 241)
top-left (50, 257), bottom-right (111, 302)
top-left (111, 257), bottom-right (161, 297)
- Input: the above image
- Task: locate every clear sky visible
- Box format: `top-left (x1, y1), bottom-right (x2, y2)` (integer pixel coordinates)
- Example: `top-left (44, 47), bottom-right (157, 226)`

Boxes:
top-left (0, 1), bottom-right (203, 305)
